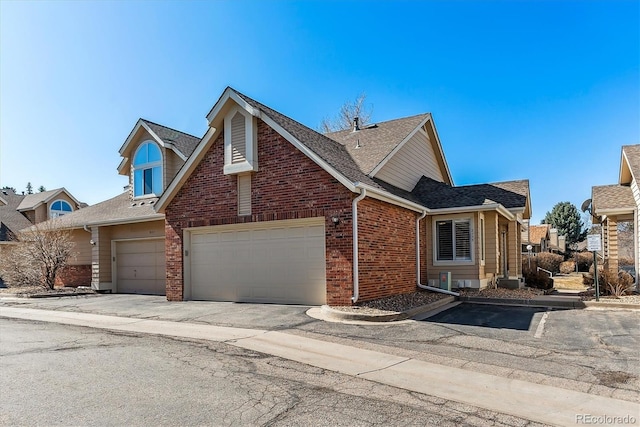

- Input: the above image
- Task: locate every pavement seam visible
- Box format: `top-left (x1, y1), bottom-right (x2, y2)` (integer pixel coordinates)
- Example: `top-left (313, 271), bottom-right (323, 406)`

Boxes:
top-left (354, 357), bottom-right (412, 376)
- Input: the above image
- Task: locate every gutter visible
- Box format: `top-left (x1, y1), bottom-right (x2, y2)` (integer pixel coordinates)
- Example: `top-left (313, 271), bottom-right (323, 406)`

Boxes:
top-left (415, 210), bottom-right (460, 297)
top-left (351, 188), bottom-right (367, 303)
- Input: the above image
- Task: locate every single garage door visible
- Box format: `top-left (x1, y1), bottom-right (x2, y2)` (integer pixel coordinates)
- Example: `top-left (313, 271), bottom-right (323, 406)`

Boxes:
top-left (115, 239), bottom-right (166, 295)
top-left (189, 218), bottom-right (326, 305)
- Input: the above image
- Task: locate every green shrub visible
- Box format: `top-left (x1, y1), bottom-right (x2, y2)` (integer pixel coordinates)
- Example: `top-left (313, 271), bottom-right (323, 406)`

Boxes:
top-left (536, 252), bottom-right (564, 273)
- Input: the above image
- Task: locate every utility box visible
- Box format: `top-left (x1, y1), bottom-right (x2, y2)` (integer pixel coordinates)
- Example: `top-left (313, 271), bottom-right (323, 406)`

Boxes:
top-left (439, 272), bottom-right (452, 291)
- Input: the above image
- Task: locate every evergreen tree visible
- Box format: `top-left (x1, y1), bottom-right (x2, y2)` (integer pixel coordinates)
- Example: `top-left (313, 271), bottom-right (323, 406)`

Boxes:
top-left (542, 202), bottom-right (587, 244)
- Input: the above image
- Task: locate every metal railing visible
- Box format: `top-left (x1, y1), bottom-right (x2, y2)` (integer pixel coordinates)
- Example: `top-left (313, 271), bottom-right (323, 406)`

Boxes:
top-left (537, 267), bottom-right (553, 278)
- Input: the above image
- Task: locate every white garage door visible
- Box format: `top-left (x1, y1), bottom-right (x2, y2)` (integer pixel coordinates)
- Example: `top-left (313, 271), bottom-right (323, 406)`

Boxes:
top-left (115, 239), bottom-right (166, 295)
top-left (189, 218), bottom-right (326, 305)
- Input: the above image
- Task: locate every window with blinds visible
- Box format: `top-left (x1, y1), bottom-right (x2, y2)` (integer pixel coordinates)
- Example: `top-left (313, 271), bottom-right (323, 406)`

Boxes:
top-left (436, 219), bottom-right (472, 261)
top-left (238, 174), bottom-right (251, 216)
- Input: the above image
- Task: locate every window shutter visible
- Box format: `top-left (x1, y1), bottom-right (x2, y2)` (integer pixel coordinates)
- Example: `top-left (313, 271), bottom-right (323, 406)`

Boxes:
top-left (455, 221), bottom-right (471, 260)
top-left (231, 112), bottom-right (246, 164)
top-left (437, 221), bottom-right (453, 261)
top-left (238, 174), bottom-right (251, 216)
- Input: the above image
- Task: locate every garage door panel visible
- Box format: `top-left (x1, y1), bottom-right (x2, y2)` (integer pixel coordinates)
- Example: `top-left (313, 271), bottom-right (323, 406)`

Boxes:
top-left (190, 219), bottom-right (326, 304)
top-left (116, 239), bottom-right (165, 296)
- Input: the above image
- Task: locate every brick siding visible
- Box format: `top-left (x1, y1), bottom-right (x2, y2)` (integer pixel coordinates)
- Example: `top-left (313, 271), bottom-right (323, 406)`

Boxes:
top-left (55, 264), bottom-right (91, 287)
top-left (164, 118), bottom-right (420, 305)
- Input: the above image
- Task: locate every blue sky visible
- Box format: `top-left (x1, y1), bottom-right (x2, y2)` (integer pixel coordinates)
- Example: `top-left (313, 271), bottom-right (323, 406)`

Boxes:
top-left (1, 0), bottom-right (638, 224)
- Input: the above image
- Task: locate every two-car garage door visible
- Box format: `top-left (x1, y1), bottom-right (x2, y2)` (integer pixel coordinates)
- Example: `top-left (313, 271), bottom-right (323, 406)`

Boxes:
top-left (188, 218), bottom-right (326, 305)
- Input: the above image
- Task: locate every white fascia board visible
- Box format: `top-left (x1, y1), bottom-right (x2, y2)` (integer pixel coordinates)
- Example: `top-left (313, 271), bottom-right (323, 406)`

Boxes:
top-left (427, 115), bottom-right (454, 186)
top-left (429, 204), bottom-right (515, 221)
top-left (354, 183), bottom-right (427, 213)
top-left (206, 87), bottom-right (236, 124)
top-left (259, 114), bottom-right (357, 192)
top-left (595, 208), bottom-right (635, 216)
top-left (155, 126), bottom-right (218, 212)
top-left (369, 116), bottom-right (429, 177)
top-left (118, 119), bottom-right (146, 156)
top-left (87, 214), bottom-right (164, 227)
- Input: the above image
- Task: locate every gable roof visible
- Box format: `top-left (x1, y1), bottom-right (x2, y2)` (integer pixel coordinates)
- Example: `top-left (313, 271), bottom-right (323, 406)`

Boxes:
top-left (25, 191), bottom-right (163, 230)
top-left (0, 189), bottom-right (32, 239)
top-left (327, 114), bottom-right (453, 185)
top-left (592, 184), bottom-right (635, 214)
top-left (411, 177), bottom-right (530, 214)
top-left (157, 87), bottom-right (530, 219)
top-left (528, 224), bottom-right (550, 245)
top-left (16, 188), bottom-right (83, 212)
top-left (141, 119), bottom-right (201, 158)
top-left (117, 119), bottom-right (202, 175)
top-left (620, 144), bottom-right (640, 185)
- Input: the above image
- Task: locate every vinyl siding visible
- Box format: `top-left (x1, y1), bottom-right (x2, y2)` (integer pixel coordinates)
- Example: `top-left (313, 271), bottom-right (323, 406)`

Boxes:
top-left (484, 211), bottom-right (499, 277)
top-left (94, 220), bottom-right (165, 284)
top-left (164, 150), bottom-right (186, 191)
top-left (69, 229), bottom-right (91, 265)
top-left (425, 214), bottom-right (480, 283)
top-left (375, 130), bottom-right (444, 191)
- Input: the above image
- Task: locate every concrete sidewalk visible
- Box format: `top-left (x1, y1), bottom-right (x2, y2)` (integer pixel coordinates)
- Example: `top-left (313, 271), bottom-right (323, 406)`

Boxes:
top-left (2, 306), bottom-right (638, 427)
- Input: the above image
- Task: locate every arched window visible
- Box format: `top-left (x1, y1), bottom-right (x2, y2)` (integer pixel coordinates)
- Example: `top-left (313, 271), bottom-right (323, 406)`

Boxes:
top-left (133, 141), bottom-right (162, 197)
top-left (50, 200), bottom-right (73, 218)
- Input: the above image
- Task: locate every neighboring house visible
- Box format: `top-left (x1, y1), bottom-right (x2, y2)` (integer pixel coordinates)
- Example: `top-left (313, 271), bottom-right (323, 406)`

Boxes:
top-left (0, 187), bottom-right (87, 285)
top-left (155, 87), bottom-right (531, 305)
top-left (591, 144), bottom-right (640, 286)
top-left (521, 223), bottom-right (566, 255)
top-left (29, 119), bottom-right (200, 294)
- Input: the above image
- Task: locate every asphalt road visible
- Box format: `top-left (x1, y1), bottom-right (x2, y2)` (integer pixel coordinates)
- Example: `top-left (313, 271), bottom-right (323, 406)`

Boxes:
top-left (2, 295), bottom-right (639, 404)
top-left (0, 318), bottom-right (546, 427)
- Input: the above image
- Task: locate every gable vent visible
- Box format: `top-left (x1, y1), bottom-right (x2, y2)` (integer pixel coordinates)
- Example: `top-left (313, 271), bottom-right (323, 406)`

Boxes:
top-left (238, 174), bottom-right (251, 216)
top-left (231, 112), bottom-right (247, 164)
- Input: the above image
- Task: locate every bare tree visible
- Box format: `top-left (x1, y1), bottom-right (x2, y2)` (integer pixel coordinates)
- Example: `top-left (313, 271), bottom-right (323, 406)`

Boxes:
top-left (0, 221), bottom-right (75, 289)
top-left (319, 93), bottom-right (373, 133)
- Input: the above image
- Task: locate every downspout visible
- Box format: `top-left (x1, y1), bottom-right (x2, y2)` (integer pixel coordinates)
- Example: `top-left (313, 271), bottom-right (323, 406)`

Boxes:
top-left (415, 210), bottom-right (460, 297)
top-left (351, 188), bottom-right (367, 303)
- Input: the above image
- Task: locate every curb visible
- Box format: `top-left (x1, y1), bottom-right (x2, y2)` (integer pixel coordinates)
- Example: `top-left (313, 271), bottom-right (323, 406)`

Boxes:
top-left (459, 296), bottom-right (585, 309)
top-left (321, 296), bottom-right (456, 322)
top-left (583, 300), bottom-right (640, 310)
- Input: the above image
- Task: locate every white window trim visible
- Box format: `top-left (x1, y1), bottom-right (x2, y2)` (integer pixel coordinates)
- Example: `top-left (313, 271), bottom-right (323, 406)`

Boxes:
top-left (223, 105), bottom-right (258, 175)
top-left (132, 140), bottom-right (163, 198)
top-left (50, 199), bottom-right (73, 219)
top-left (432, 214), bottom-right (475, 266)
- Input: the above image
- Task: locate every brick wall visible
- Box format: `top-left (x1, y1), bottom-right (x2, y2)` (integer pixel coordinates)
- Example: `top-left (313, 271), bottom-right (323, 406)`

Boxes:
top-left (165, 119), bottom-right (355, 303)
top-left (164, 118), bottom-right (421, 305)
top-left (55, 264), bottom-right (91, 287)
top-left (357, 198), bottom-right (418, 301)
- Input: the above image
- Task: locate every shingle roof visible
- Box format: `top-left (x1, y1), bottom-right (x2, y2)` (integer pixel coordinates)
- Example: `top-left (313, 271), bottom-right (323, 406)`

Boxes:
top-left (17, 189), bottom-right (66, 211)
top-left (142, 119), bottom-right (201, 158)
top-left (26, 191), bottom-right (162, 230)
top-left (528, 225), bottom-right (550, 245)
top-left (0, 189), bottom-right (32, 239)
top-left (326, 114), bottom-right (430, 174)
top-left (233, 90), bottom-right (384, 190)
top-left (411, 177), bottom-right (529, 210)
top-left (592, 184), bottom-right (635, 212)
